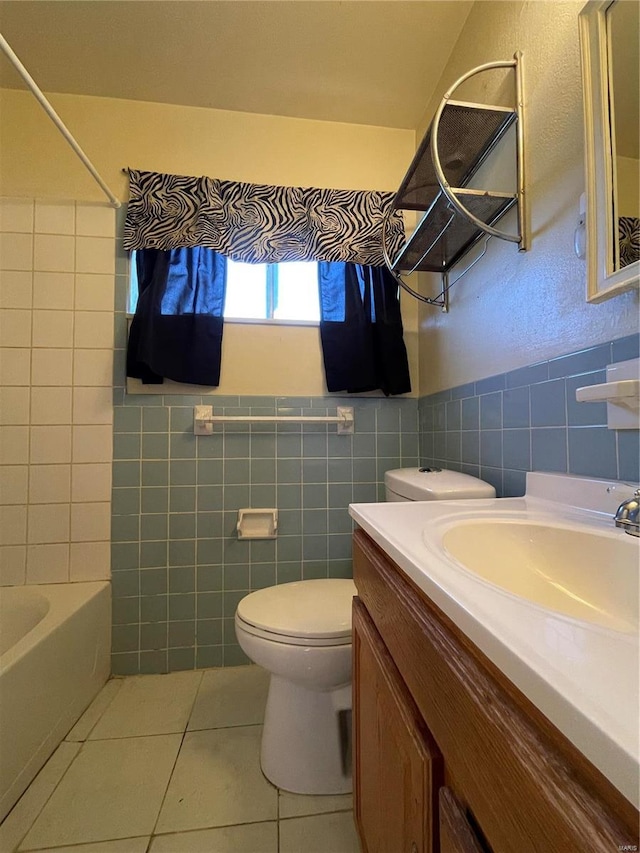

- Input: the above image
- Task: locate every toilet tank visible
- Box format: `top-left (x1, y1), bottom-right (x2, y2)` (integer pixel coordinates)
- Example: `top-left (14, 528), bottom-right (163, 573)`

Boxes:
top-left (384, 467), bottom-right (496, 501)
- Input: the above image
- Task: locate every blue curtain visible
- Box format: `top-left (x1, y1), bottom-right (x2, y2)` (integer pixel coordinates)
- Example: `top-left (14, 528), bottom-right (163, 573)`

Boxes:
top-left (127, 247), bottom-right (227, 386)
top-left (318, 263), bottom-right (411, 396)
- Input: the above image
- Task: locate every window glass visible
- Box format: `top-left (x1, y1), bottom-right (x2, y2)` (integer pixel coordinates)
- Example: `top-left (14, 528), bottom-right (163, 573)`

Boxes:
top-left (128, 254), bottom-right (139, 315)
top-left (224, 259), bottom-right (268, 319)
top-left (273, 261), bottom-right (320, 321)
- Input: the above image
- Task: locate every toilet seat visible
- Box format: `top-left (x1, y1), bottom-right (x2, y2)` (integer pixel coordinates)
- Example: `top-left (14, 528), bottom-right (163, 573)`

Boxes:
top-left (235, 579), bottom-right (355, 646)
top-left (235, 614), bottom-right (351, 647)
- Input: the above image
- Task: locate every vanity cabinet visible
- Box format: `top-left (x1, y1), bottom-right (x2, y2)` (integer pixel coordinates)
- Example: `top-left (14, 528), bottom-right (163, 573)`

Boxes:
top-left (352, 528), bottom-right (639, 853)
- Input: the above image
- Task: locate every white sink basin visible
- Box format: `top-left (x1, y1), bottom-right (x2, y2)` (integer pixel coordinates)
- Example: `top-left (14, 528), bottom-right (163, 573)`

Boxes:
top-left (441, 520), bottom-right (638, 634)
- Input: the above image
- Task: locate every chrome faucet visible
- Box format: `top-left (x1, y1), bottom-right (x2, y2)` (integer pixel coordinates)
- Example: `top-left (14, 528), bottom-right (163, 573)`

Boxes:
top-left (614, 489), bottom-right (640, 537)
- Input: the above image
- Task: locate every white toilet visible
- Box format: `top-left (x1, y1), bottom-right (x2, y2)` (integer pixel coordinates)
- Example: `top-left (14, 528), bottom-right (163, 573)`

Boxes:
top-left (235, 466), bottom-right (495, 795)
top-left (235, 578), bottom-right (356, 795)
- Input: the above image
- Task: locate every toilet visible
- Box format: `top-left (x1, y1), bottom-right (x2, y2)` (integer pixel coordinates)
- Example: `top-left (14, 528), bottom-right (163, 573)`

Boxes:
top-left (235, 466), bottom-right (495, 795)
top-left (235, 578), bottom-right (356, 795)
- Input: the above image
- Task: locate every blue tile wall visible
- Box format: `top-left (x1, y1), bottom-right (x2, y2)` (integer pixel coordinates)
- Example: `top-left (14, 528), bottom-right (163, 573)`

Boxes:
top-left (111, 393), bottom-right (418, 674)
top-left (418, 335), bottom-right (640, 499)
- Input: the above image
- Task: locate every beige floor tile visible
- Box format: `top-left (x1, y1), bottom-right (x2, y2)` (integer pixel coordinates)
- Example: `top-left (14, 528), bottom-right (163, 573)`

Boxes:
top-left (0, 742), bottom-right (80, 853)
top-left (278, 790), bottom-right (353, 819)
top-left (23, 838), bottom-right (150, 852)
top-left (155, 727), bottom-right (277, 834)
top-left (149, 821), bottom-right (278, 853)
top-left (19, 735), bottom-right (182, 850)
top-left (65, 679), bottom-right (123, 742)
top-left (279, 812), bottom-right (360, 853)
top-left (89, 672), bottom-right (203, 739)
top-left (188, 666), bottom-right (269, 731)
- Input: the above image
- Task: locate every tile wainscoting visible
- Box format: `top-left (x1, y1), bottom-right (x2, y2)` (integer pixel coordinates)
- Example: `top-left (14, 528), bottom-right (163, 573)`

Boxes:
top-left (111, 388), bottom-right (418, 674)
top-left (418, 334), bottom-right (640, 497)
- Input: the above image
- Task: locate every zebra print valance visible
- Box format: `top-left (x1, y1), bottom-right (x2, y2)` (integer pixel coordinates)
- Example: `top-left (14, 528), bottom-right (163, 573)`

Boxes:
top-left (123, 169), bottom-right (404, 267)
top-left (619, 216), bottom-right (640, 268)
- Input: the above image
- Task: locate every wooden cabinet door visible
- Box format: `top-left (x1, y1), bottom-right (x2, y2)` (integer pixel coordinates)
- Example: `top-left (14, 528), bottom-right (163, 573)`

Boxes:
top-left (439, 788), bottom-right (486, 853)
top-left (353, 596), bottom-right (442, 853)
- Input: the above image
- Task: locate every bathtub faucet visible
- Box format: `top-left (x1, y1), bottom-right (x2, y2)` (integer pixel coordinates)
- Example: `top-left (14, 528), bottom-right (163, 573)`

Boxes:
top-left (614, 489), bottom-right (640, 537)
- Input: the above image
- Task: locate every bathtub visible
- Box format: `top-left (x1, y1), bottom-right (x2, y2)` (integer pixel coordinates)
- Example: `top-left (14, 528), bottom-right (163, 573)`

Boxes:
top-left (0, 582), bottom-right (111, 822)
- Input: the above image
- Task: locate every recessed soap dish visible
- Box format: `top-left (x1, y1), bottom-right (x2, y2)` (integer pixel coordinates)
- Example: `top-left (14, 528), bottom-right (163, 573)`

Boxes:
top-left (237, 508), bottom-right (278, 539)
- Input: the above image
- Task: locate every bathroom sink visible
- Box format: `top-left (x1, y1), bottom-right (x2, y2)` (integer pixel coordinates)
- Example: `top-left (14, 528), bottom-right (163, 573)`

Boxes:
top-left (441, 520), bottom-right (638, 634)
top-left (350, 474), bottom-right (640, 807)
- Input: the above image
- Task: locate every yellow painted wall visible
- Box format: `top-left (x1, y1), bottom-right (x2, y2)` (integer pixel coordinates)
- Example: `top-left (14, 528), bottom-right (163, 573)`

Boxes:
top-left (616, 156), bottom-right (640, 218)
top-left (415, 1), bottom-right (639, 397)
top-left (0, 88), bottom-right (418, 396)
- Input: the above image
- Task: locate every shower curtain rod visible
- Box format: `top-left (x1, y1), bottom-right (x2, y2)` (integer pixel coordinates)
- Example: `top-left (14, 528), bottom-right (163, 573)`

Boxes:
top-left (0, 32), bottom-right (121, 208)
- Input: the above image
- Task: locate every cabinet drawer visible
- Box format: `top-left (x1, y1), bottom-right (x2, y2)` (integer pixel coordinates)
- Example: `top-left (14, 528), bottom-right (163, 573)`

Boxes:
top-left (353, 529), bottom-right (638, 853)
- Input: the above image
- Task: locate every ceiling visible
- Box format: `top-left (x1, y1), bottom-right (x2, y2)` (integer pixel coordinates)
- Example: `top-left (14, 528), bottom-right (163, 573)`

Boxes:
top-left (0, 1), bottom-right (473, 130)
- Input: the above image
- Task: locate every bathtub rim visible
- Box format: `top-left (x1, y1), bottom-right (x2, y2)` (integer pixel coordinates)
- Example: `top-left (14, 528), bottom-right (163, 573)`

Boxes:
top-left (0, 581), bottom-right (111, 673)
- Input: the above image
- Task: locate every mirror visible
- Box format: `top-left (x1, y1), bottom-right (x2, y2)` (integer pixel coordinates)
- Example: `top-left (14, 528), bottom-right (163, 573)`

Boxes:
top-left (579, 0), bottom-right (640, 302)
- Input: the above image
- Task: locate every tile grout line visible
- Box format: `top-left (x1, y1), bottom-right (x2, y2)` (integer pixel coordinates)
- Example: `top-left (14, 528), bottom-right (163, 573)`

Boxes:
top-left (63, 677), bottom-right (124, 744)
top-left (276, 777), bottom-right (281, 850)
top-left (13, 805), bottom-right (356, 853)
top-left (18, 833), bottom-right (150, 853)
top-left (148, 671), bottom-right (204, 838)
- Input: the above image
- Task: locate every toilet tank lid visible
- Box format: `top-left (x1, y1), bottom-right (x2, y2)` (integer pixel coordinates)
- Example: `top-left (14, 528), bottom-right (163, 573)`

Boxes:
top-left (236, 579), bottom-right (356, 640)
top-left (385, 468), bottom-right (496, 501)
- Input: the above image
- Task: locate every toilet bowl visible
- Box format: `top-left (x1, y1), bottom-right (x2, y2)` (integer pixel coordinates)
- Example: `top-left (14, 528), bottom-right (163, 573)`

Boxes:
top-left (235, 467), bottom-right (495, 795)
top-left (235, 578), bottom-right (356, 795)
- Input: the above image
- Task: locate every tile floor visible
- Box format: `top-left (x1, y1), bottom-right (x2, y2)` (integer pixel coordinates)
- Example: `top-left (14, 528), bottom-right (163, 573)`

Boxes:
top-left (0, 667), bottom-right (360, 853)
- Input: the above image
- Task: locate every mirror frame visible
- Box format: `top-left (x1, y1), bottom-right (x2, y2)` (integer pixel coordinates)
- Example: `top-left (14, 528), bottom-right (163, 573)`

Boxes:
top-left (579, 0), bottom-right (639, 302)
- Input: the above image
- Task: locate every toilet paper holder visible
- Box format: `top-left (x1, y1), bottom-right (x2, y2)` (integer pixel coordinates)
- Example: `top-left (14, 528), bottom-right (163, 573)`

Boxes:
top-left (237, 508), bottom-right (278, 539)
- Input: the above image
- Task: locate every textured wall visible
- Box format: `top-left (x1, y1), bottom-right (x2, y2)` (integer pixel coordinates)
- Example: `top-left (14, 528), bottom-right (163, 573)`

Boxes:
top-left (415, 1), bottom-right (639, 395)
top-left (0, 89), bottom-right (415, 202)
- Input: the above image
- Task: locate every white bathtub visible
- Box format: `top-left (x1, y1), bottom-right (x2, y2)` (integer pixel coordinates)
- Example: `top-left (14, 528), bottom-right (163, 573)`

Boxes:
top-left (0, 582), bottom-right (111, 822)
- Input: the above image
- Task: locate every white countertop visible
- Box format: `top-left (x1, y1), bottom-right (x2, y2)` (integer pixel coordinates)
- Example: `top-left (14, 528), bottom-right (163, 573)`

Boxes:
top-left (349, 472), bottom-right (639, 808)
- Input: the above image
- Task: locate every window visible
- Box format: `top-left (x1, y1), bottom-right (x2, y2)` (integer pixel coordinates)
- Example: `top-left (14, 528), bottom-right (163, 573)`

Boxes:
top-left (129, 252), bottom-right (319, 323)
top-left (224, 259), bottom-right (320, 322)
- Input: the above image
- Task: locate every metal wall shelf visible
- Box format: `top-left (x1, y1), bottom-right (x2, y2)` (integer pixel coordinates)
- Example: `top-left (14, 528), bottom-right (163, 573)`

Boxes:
top-left (394, 102), bottom-right (516, 213)
top-left (393, 190), bottom-right (516, 273)
top-left (384, 53), bottom-right (527, 308)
